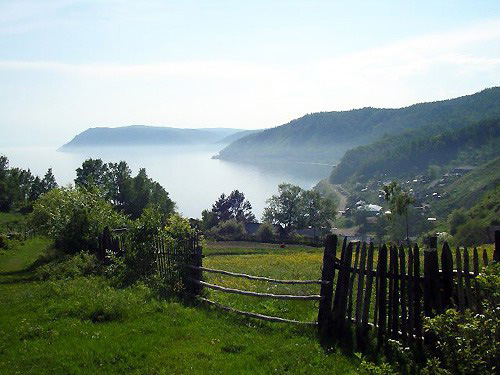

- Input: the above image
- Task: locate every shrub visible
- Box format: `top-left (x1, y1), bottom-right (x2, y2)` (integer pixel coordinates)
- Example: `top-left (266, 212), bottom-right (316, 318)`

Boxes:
top-left (256, 222), bottom-right (276, 242)
top-left (454, 219), bottom-right (489, 246)
top-left (30, 187), bottom-right (129, 254)
top-left (36, 252), bottom-right (100, 280)
top-left (423, 263), bottom-right (500, 375)
top-left (212, 219), bottom-right (246, 240)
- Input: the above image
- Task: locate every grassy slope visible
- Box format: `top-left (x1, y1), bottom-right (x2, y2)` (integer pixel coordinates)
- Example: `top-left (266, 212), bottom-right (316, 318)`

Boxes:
top-left (434, 156), bottom-right (500, 217)
top-left (0, 239), bottom-right (357, 375)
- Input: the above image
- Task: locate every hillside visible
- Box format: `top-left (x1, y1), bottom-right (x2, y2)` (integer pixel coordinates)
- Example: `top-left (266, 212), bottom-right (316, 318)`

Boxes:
top-left (60, 126), bottom-right (250, 149)
top-left (433, 156), bottom-right (500, 217)
top-left (329, 118), bottom-right (500, 183)
top-left (216, 87), bottom-right (500, 164)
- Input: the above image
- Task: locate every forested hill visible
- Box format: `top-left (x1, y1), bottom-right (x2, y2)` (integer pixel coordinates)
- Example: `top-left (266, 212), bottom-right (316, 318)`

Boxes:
top-left (60, 126), bottom-right (249, 149)
top-left (329, 118), bottom-right (500, 183)
top-left (215, 87), bottom-right (500, 164)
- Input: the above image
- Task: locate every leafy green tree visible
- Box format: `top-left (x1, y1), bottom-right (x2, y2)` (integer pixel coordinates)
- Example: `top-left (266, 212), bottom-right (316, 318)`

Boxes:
top-left (30, 186), bottom-right (129, 254)
top-left (301, 190), bottom-right (336, 229)
top-left (263, 183), bottom-right (336, 234)
top-left (449, 209), bottom-right (467, 235)
top-left (383, 181), bottom-right (415, 244)
top-left (263, 183), bottom-right (304, 233)
top-left (256, 222), bottom-right (276, 242)
top-left (75, 158), bottom-right (111, 192)
top-left (211, 190), bottom-right (255, 224)
top-left (201, 209), bottom-right (218, 230)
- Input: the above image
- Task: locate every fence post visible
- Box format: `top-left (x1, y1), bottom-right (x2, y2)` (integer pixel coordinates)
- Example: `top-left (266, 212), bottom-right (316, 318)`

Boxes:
top-left (192, 235), bottom-right (203, 296)
top-left (424, 236), bottom-right (441, 316)
top-left (494, 230), bottom-right (500, 263)
top-left (318, 234), bottom-right (337, 338)
top-left (440, 242), bottom-right (453, 310)
top-left (376, 244), bottom-right (388, 348)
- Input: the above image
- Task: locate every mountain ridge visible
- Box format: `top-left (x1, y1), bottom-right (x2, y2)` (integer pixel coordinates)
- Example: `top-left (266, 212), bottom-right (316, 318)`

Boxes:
top-left (216, 87), bottom-right (500, 164)
top-left (59, 125), bottom-right (253, 149)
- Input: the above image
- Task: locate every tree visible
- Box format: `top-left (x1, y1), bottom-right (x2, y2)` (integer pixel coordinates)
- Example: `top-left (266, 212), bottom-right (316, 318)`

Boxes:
top-left (75, 158), bottom-right (110, 192)
top-left (211, 190), bottom-right (255, 224)
top-left (262, 183), bottom-right (304, 233)
top-left (301, 190), bottom-right (336, 229)
top-left (262, 183), bottom-right (336, 234)
top-left (383, 181), bottom-right (415, 244)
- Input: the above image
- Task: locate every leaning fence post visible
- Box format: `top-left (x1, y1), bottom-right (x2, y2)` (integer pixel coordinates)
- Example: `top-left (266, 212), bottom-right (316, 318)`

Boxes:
top-left (318, 234), bottom-right (337, 338)
top-left (494, 230), bottom-right (500, 263)
top-left (424, 236), bottom-right (441, 316)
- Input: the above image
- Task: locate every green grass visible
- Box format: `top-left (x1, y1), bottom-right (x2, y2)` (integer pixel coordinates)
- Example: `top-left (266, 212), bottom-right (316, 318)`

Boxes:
top-left (0, 238), bottom-right (359, 375)
top-left (0, 212), bottom-right (27, 233)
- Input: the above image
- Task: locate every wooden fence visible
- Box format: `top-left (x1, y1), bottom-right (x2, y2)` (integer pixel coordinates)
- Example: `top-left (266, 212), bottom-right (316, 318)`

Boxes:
top-left (100, 226), bottom-right (499, 348)
top-left (181, 231), bottom-right (499, 348)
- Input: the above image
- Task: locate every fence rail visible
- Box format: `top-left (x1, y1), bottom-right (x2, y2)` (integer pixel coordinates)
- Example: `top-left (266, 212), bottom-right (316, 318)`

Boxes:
top-left (101, 225), bottom-right (499, 349)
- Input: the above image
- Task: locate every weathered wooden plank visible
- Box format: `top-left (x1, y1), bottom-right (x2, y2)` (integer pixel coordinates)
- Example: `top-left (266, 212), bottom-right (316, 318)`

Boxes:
top-left (377, 244), bottom-right (388, 347)
top-left (318, 235), bottom-right (337, 335)
top-left (189, 266), bottom-right (324, 285)
top-left (197, 296), bottom-right (318, 325)
top-left (399, 245), bottom-right (408, 343)
top-left (463, 247), bottom-right (475, 310)
top-left (392, 246), bottom-right (400, 339)
top-left (332, 241), bottom-right (353, 337)
top-left (191, 279), bottom-right (323, 300)
top-left (441, 242), bottom-right (454, 310)
top-left (355, 242), bottom-right (368, 327)
top-left (456, 247), bottom-right (465, 312)
top-left (347, 242), bottom-right (361, 321)
top-left (482, 248), bottom-right (489, 270)
top-left (362, 243), bottom-right (375, 332)
top-left (407, 246), bottom-right (414, 341)
top-left (387, 246), bottom-right (395, 338)
top-left (424, 236), bottom-right (441, 316)
top-left (413, 244), bottom-right (422, 339)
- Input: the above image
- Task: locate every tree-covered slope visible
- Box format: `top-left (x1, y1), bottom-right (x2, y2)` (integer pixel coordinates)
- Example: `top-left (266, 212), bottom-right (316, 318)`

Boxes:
top-left (60, 126), bottom-right (247, 149)
top-left (216, 87), bottom-right (500, 163)
top-left (434, 156), bottom-right (500, 216)
top-left (329, 118), bottom-right (500, 183)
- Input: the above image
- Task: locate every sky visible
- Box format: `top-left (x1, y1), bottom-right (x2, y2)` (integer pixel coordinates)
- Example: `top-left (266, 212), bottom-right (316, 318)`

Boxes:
top-left (1, 0), bottom-right (500, 147)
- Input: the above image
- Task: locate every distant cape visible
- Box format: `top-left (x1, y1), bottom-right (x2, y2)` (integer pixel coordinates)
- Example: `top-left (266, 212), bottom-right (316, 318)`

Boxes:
top-left (59, 125), bottom-right (258, 150)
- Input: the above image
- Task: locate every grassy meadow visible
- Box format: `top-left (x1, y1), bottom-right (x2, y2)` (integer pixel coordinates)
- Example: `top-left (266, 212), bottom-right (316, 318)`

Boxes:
top-left (0, 236), bottom-right (359, 375)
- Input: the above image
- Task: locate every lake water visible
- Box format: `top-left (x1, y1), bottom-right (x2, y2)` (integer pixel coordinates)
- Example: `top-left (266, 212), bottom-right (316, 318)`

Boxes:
top-left (1, 145), bottom-right (333, 219)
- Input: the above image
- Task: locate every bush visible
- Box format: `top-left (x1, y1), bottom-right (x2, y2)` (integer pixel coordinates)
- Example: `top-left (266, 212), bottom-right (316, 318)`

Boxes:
top-left (256, 222), bottom-right (276, 242)
top-left (36, 252), bottom-right (100, 280)
top-left (454, 219), bottom-right (489, 246)
top-left (211, 219), bottom-right (246, 241)
top-left (30, 187), bottom-right (129, 254)
top-left (423, 264), bottom-right (500, 375)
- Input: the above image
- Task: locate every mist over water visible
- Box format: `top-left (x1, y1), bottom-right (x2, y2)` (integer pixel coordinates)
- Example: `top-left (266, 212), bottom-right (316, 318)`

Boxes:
top-left (2, 145), bottom-right (332, 219)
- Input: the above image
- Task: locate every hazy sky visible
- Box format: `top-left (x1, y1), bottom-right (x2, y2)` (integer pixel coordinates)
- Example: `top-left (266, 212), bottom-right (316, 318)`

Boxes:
top-left (1, 0), bottom-right (500, 146)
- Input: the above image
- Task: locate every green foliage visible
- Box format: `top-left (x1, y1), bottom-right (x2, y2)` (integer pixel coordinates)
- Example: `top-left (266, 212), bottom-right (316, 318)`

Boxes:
top-left (219, 88), bottom-right (500, 164)
top-left (210, 190), bottom-right (256, 224)
top-left (36, 252), bottom-right (100, 281)
top-left (74, 159), bottom-right (175, 220)
top-left (256, 222), bottom-right (276, 242)
top-left (331, 118), bottom-right (500, 183)
top-left (448, 209), bottom-right (467, 235)
top-left (423, 264), bottom-right (500, 375)
top-left (0, 155), bottom-right (58, 212)
top-left (383, 181), bottom-right (415, 242)
top-left (211, 219), bottom-right (246, 241)
top-left (30, 187), bottom-right (129, 254)
top-left (201, 208), bottom-right (218, 230)
top-left (263, 183), bottom-right (337, 234)
top-left (454, 219), bottom-right (489, 246)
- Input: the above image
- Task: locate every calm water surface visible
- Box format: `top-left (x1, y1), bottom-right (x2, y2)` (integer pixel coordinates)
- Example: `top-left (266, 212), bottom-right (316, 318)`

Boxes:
top-left (2, 145), bottom-right (332, 219)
